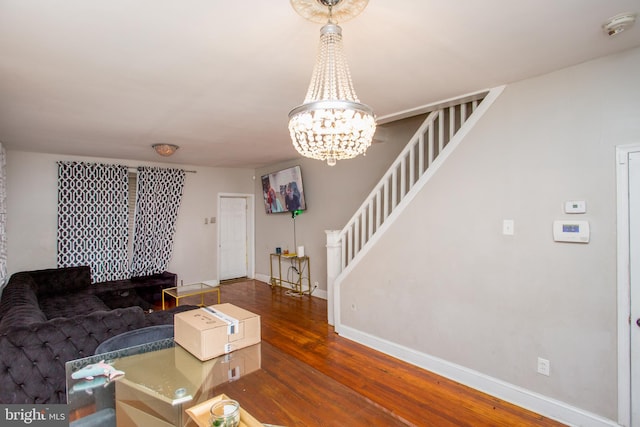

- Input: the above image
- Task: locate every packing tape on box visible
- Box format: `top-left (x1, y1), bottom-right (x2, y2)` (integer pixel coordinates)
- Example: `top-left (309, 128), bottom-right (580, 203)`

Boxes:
top-left (202, 307), bottom-right (240, 335)
top-left (228, 366), bottom-right (240, 381)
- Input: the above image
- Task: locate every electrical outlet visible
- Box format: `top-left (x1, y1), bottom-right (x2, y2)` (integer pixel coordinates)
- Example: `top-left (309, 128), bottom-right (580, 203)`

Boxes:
top-left (537, 357), bottom-right (550, 376)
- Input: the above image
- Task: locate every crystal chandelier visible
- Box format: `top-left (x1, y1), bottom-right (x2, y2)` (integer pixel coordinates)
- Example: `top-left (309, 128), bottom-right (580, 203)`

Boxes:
top-left (288, 0), bottom-right (376, 166)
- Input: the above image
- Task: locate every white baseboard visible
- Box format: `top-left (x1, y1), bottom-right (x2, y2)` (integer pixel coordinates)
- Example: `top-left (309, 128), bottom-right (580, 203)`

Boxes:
top-left (201, 279), bottom-right (220, 287)
top-left (337, 324), bottom-right (619, 427)
top-left (255, 273), bottom-right (270, 284)
top-left (313, 289), bottom-right (327, 300)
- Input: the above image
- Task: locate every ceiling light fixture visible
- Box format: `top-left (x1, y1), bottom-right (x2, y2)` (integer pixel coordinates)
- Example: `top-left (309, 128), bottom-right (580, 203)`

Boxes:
top-left (288, 0), bottom-right (376, 166)
top-left (603, 12), bottom-right (636, 36)
top-left (152, 143), bottom-right (179, 157)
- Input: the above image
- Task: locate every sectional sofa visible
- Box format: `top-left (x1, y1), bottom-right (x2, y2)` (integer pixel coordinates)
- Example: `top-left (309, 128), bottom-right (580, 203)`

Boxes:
top-left (0, 266), bottom-right (194, 403)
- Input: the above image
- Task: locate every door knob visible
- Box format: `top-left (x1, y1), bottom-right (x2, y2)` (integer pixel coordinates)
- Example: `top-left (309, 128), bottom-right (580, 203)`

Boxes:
top-left (637, 318), bottom-right (640, 327)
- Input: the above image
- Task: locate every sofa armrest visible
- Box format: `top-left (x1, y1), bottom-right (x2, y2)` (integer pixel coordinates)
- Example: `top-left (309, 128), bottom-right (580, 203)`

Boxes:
top-left (131, 271), bottom-right (177, 287)
top-left (0, 305), bottom-right (48, 333)
top-left (0, 306), bottom-right (145, 404)
top-left (95, 271), bottom-right (177, 294)
top-left (0, 273), bottom-right (40, 319)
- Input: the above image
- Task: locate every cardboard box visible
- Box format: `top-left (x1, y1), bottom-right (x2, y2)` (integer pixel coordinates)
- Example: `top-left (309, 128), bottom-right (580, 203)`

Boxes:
top-left (174, 303), bottom-right (261, 360)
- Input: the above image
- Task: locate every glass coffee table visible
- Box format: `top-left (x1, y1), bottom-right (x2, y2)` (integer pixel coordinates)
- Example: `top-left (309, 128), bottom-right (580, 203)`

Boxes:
top-left (162, 282), bottom-right (220, 309)
top-left (67, 339), bottom-right (406, 426)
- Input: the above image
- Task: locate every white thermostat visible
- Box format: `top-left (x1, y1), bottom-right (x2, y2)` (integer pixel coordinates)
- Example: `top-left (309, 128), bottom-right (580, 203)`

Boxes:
top-left (564, 200), bottom-right (586, 214)
top-left (553, 220), bottom-right (590, 243)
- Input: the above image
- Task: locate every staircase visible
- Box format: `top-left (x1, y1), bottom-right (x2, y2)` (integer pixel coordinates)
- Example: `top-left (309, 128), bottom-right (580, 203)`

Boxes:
top-left (326, 87), bottom-right (505, 325)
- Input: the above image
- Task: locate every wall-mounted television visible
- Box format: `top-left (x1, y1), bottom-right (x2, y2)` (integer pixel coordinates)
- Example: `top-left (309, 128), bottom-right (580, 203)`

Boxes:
top-left (261, 165), bottom-right (307, 214)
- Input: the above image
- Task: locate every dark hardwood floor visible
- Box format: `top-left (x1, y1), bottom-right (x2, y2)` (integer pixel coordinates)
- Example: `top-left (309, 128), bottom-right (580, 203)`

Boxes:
top-left (175, 279), bottom-right (566, 427)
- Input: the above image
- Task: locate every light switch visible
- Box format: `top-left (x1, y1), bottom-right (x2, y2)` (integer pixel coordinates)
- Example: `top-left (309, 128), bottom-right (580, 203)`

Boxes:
top-left (503, 219), bottom-right (514, 235)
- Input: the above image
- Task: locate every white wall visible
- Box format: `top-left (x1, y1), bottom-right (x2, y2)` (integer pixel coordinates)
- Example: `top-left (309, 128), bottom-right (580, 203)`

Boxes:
top-left (339, 47), bottom-right (640, 422)
top-left (254, 115), bottom-right (424, 296)
top-left (5, 151), bottom-right (254, 284)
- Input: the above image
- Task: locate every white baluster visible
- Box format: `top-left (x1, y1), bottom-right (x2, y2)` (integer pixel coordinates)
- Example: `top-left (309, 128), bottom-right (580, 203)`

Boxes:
top-left (438, 109), bottom-right (445, 153)
top-left (428, 124), bottom-right (435, 166)
top-left (418, 133), bottom-right (425, 177)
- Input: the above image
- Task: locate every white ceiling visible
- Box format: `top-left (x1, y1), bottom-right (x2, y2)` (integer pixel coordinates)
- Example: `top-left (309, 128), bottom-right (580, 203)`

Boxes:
top-left (1, 1), bottom-right (639, 168)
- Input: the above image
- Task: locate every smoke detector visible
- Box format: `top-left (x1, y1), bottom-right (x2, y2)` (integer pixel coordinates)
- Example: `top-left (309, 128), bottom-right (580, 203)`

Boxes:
top-left (603, 12), bottom-right (636, 36)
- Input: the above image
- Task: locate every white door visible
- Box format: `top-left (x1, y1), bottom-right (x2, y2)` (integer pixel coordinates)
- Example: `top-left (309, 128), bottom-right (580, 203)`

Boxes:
top-left (630, 151), bottom-right (640, 427)
top-left (219, 197), bottom-right (248, 281)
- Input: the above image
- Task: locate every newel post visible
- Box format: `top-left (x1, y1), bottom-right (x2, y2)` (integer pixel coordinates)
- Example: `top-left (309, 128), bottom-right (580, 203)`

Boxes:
top-left (325, 230), bottom-right (341, 326)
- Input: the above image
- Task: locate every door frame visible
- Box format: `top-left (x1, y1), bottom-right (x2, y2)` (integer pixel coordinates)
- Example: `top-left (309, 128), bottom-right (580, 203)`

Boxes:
top-left (616, 143), bottom-right (640, 426)
top-left (217, 193), bottom-right (255, 282)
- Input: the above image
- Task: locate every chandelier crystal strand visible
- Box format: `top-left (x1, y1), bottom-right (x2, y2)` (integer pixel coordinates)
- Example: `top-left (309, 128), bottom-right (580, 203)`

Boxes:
top-left (288, 2), bottom-right (375, 166)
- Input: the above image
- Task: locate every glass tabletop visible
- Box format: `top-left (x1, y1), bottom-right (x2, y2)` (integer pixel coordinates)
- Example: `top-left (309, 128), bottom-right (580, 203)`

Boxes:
top-left (67, 339), bottom-right (406, 426)
top-left (67, 338), bottom-right (257, 426)
top-left (66, 338), bottom-right (175, 410)
top-left (163, 282), bottom-right (218, 298)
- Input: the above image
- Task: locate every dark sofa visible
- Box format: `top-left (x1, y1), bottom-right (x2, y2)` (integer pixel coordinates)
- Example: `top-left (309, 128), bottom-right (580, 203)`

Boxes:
top-left (0, 266), bottom-right (195, 404)
top-left (91, 270), bottom-right (179, 310)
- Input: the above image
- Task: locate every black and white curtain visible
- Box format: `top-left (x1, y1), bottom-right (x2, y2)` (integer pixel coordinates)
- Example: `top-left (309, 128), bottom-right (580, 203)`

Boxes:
top-left (130, 167), bottom-right (185, 277)
top-left (57, 162), bottom-right (129, 283)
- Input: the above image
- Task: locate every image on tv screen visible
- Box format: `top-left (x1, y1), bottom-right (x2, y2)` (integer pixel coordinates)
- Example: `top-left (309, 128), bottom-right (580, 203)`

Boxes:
top-left (261, 165), bottom-right (306, 214)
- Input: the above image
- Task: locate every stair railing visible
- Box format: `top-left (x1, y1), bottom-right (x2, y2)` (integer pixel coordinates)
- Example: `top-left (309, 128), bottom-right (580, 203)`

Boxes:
top-left (340, 97), bottom-right (483, 269)
top-left (326, 87), bottom-right (505, 326)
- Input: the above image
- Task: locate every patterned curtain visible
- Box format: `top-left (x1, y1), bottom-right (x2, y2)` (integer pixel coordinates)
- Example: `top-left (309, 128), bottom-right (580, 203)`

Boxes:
top-left (130, 167), bottom-right (185, 276)
top-left (57, 162), bottom-right (129, 283)
top-left (0, 143), bottom-right (7, 288)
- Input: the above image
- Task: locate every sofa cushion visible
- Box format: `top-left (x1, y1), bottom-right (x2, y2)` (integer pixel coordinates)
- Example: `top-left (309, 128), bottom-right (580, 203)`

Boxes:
top-left (31, 266), bottom-right (91, 297)
top-left (96, 289), bottom-right (151, 311)
top-left (39, 291), bottom-right (110, 320)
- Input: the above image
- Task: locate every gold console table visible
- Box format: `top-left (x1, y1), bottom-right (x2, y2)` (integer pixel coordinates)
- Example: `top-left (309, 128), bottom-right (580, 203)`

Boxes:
top-left (161, 282), bottom-right (220, 309)
top-left (269, 253), bottom-right (313, 295)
